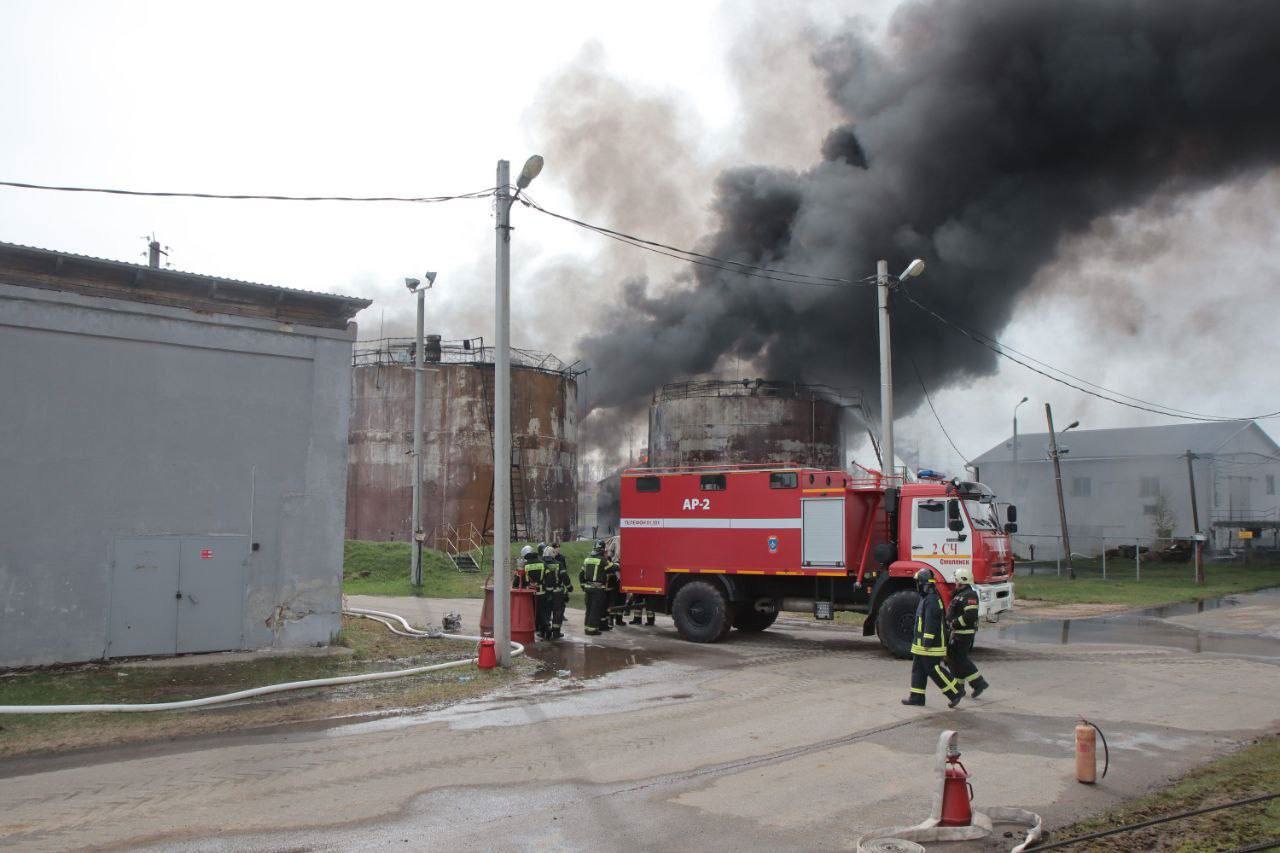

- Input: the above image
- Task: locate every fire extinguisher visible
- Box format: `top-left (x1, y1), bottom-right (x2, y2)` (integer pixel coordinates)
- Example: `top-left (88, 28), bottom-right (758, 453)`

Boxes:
top-left (940, 738), bottom-right (974, 826)
top-left (1076, 718), bottom-right (1110, 784)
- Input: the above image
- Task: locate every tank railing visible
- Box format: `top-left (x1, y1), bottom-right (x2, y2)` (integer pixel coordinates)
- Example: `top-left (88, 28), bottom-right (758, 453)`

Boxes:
top-left (352, 336), bottom-right (586, 378)
top-left (652, 378), bottom-right (862, 407)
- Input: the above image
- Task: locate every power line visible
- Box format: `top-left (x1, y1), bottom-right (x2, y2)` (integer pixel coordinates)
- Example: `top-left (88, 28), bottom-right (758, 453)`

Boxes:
top-left (898, 287), bottom-right (1280, 422)
top-left (519, 197), bottom-right (877, 289)
top-left (908, 352), bottom-right (970, 464)
top-left (0, 179), bottom-right (498, 204)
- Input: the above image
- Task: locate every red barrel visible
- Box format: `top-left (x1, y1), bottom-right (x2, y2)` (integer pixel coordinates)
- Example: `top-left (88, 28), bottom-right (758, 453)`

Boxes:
top-left (480, 581), bottom-right (537, 646)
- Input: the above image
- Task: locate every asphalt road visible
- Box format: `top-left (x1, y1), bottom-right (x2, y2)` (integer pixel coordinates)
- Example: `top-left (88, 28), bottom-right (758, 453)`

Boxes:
top-left (1, 591), bottom-right (1278, 851)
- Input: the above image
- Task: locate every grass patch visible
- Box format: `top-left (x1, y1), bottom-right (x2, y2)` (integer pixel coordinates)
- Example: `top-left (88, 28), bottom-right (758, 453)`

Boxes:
top-left (1014, 560), bottom-right (1280, 608)
top-left (344, 538), bottom-right (595, 610)
top-left (1049, 733), bottom-right (1280, 851)
top-left (0, 615), bottom-right (530, 760)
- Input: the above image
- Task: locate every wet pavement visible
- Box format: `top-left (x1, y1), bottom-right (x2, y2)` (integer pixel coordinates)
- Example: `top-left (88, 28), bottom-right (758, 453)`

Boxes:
top-left (4, 590), bottom-right (1280, 851)
top-left (992, 588), bottom-right (1280, 659)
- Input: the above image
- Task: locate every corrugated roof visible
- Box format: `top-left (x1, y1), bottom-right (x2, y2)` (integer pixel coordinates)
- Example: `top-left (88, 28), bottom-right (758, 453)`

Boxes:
top-left (0, 240), bottom-right (370, 307)
top-left (971, 420), bottom-right (1278, 465)
top-left (0, 240), bottom-right (371, 330)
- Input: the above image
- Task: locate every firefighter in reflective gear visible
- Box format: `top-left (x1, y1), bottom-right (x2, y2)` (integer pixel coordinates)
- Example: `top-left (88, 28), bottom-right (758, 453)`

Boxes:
top-left (604, 552), bottom-right (624, 626)
top-left (946, 566), bottom-right (989, 697)
top-left (541, 546), bottom-right (565, 639)
top-left (625, 593), bottom-right (655, 625)
top-left (513, 545), bottom-right (535, 590)
top-left (579, 541), bottom-right (610, 636)
top-left (519, 547), bottom-right (552, 640)
top-left (902, 568), bottom-right (965, 708)
top-left (552, 542), bottom-right (572, 631)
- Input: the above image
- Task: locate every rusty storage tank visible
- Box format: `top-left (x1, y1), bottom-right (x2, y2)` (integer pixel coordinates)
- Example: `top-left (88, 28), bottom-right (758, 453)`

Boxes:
top-left (345, 337), bottom-right (581, 545)
top-left (648, 379), bottom-right (848, 468)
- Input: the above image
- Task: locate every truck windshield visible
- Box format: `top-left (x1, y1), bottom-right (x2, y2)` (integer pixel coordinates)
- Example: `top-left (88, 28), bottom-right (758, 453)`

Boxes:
top-left (964, 499), bottom-right (1000, 530)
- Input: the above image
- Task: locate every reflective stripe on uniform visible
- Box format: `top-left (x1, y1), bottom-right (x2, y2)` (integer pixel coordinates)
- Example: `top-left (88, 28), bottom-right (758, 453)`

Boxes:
top-left (954, 629), bottom-right (976, 635)
top-left (935, 664), bottom-right (960, 693)
top-left (910, 687), bottom-right (926, 695)
top-left (911, 645), bottom-right (946, 657)
top-left (963, 671), bottom-right (983, 682)
top-left (923, 633), bottom-right (935, 639)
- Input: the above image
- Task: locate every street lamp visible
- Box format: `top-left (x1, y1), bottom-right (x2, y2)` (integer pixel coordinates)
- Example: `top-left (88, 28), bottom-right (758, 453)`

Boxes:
top-left (876, 258), bottom-right (927, 481)
top-left (407, 272), bottom-right (437, 587)
top-left (493, 155), bottom-right (543, 666)
top-left (1012, 396), bottom-right (1029, 501)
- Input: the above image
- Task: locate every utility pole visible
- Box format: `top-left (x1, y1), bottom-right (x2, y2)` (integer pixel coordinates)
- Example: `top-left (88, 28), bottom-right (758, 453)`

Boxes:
top-left (1185, 450), bottom-right (1204, 585)
top-left (1045, 403), bottom-right (1074, 579)
top-left (410, 280), bottom-right (426, 587)
top-left (877, 259), bottom-right (894, 481)
top-left (493, 159), bottom-right (513, 666)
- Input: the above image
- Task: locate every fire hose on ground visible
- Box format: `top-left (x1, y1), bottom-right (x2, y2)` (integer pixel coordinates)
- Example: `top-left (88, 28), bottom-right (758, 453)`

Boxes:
top-left (0, 606), bottom-right (522, 714)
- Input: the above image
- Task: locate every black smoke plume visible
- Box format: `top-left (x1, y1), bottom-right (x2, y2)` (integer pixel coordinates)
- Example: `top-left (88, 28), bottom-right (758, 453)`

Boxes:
top-left (576, 0), bottom-right (1280, 425)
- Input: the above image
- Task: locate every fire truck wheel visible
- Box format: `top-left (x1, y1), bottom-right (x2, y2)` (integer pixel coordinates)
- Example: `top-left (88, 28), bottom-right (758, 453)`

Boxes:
top-left (733, 608), bottom-right (779, 633)
top-left (672, 580), bottom-right (732, 643)
top-left (876, 589), bottom-right (920, 659)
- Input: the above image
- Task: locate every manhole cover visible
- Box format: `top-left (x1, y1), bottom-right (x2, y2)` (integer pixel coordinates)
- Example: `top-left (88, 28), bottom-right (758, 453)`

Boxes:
top-left (861, 840), bottom-right (926, 853)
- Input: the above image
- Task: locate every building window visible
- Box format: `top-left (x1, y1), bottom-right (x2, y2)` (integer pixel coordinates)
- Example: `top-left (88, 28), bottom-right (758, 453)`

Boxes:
top-left (769, 472), bottom-right (798, 489)
top-left (1071, 476), bottom-right (1091, 497)
top-left (635, 476), bottom-right (660, 493)
top-left (1140, 476), bottom-right (1160, 497)
top-left (1268, 474), bottom-right (1275, 496)
top-left (917, 500), bottom-right (946, 529)
top-left (1142, 503), bottom-right (1157, 516)
top-left (700, 474), bottom-right (727, 491)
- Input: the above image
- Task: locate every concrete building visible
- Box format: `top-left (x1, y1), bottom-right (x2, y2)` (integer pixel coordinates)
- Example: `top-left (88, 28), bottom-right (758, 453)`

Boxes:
top-left (971, 420), bottom-right (1280, 556)
top-left (345, 337), bottom-right (581, 547)
top-left (0, 241), bottom-right (369, 668)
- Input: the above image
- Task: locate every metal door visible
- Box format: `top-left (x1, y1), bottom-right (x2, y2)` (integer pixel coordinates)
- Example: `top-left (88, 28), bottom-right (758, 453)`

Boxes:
top-left (109, 537), bottom-right (180, 657)
top-left (177, 536), bottom-right (247, 653)
top-left (909, 497), bottom-right (970, 582)
top-left (802, 498), bottom-right (845, 567)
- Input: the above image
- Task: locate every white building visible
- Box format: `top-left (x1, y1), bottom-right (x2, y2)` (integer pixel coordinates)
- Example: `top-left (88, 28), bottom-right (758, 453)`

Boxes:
top-left (970, 420), bottom-right (1280, 556)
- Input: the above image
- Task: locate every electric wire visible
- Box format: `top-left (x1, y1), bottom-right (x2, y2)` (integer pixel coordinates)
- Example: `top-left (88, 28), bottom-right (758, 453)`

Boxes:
top-left (908, 352), bottom-right (970, 464)
top-left (897, 287), bottom-right (1280, 422)
top-left (519, 196), bottom-right (877, 289)
top-left (1028, 791), bottom-right (1280, 850)
top-left (0, 179), bottom-right (499, 204)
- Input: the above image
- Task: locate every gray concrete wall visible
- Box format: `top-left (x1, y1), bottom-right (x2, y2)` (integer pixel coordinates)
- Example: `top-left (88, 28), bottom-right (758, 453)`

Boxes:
top-left (0, 283), bottom-right (355, 667)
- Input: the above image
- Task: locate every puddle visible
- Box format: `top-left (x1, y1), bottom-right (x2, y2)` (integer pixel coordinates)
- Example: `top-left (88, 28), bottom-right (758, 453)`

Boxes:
top-left (526, 639), bottom-right (667, 681)
top-left (995, 588), bottom-right (1280, 659)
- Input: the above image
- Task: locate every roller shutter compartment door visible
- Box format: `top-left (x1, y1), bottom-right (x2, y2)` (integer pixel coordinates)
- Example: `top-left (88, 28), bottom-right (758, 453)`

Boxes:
top-left (802, 498), bottom-right (845, 567)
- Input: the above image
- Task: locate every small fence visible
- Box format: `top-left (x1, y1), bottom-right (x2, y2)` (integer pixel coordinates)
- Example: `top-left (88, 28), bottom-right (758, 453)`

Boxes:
top-left (1010, 533), bottom-right (1229, 580)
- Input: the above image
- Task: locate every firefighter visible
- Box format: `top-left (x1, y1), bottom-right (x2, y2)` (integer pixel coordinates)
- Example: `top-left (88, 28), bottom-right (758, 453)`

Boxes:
top-left (605, 548), bottom-right (625, 626)
top-left (519, 546), bottom-right (552, 640)
top-left (541, 546), bottom-right (565, 640)
top-left (552, 542), bottom-right (572, 631)
top-left (625, 593), bottom-right (655, 626)
top-left (902, 568), bottom-right (965, 708)
top-left (513, 545), bottom-right (535, 590)
top-left (946, 566), bottom-right (989, 698)
top-left (579, 540), bottom-right (610, 636)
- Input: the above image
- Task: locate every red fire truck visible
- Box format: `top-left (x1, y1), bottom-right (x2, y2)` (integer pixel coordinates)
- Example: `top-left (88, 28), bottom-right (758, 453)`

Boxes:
top-left (617, 464), bottom-right (1017, 656)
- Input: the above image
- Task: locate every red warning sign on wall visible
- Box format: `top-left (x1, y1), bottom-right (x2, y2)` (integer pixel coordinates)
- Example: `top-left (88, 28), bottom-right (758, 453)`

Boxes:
top-left (200, 548), bottom-right (213, 560)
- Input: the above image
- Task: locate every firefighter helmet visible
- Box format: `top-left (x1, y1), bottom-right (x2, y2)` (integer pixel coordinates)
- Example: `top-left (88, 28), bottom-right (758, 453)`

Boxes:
top-left (593, 538), bottom-right (606, 551)
top-left (520, 545), bottom-right (535, 558)
top-left (542, 546), bottom-right (556, 559)
top-left (953, 567), bottom-right (974, 586)
top-left (915, 568), bottom-right (935, 594)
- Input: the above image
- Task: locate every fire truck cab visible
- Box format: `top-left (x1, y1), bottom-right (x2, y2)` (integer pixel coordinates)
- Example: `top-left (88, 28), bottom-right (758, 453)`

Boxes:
top-left (618, 464), bottom-right (1016, 656)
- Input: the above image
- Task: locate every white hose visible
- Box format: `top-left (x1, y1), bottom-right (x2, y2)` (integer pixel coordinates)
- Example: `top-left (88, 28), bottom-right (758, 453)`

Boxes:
top-left (0, 607), bottom-right (523, 714)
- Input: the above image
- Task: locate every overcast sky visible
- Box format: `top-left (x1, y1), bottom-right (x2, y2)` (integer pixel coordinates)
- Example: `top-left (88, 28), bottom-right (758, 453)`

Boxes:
top-left (2, 0), bottom-right (1277, 476)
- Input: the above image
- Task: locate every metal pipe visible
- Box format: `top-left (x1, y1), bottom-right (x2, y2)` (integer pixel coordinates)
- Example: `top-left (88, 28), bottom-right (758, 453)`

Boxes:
top-left (777, 597), bottom-right (861, 613)
top-left (493, 159), bottom-right (512, 666)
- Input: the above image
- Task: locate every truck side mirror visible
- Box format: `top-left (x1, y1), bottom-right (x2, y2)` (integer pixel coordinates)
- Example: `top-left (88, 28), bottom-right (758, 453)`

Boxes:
top-left (1007, 505), bottom-right (1018, 523)
top-left (1004, 522), bottom-right (1018, 533)
top-left (947, 499), bottom-right (964, 532)
top-left (884, 488), bottom-right (899, 516)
